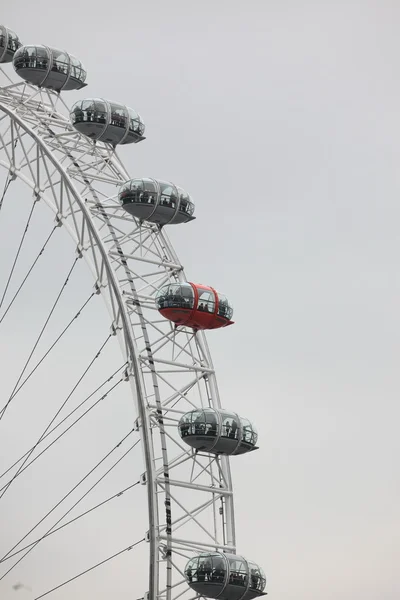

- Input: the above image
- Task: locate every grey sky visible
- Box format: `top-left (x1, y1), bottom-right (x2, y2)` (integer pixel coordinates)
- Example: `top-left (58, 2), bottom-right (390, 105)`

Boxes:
top-left (1, 1), bottom-right (400, 599)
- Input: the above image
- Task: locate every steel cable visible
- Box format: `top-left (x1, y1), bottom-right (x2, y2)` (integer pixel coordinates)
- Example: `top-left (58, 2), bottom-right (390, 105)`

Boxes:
top-left (0, 481), bottom-right (140, 563)
top-left (4, 292), bottom-right (95, 402)
top-left (0, 199), bottom-right (37, 311)
top-left (0, 256), bottom-right (79, 423)
top-left (0, 362), bottom-right (126, 482)
top-left (32, 539), bottom-right (145, 600)
top-left (0, 225), bottom-right (57, 325)
top-left (0, 440), bottom-right (140, 579)
top-left (0, 429), bottom-right (136, 572)
top-left (0, 175), bottom-right (11, 214)
top-left (0, 334), bottom-right (112, 499)
top-left (0, 375), bottom-right (125, 493)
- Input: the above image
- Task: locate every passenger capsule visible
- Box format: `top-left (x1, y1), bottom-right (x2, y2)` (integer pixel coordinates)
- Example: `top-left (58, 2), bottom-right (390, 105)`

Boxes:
top-left (70, 99), bottom-right (145, 146)
top-left (185, 552), bottom-right (266, 600)
top-left (120, 178), bottom-right (195, 225)
top-left (13, 45), bottom-right (87, 91)
top-left (179, 409), bottom-right (258, 455)
top-left (155, 282), bottom-right (233, 330)
top-left (0, 26), bottom-right (22, 63)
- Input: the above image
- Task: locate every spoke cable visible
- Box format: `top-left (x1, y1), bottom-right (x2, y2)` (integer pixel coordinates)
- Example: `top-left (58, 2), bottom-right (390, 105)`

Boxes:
top-left (0, 198), bottom-right (37, 311)
top-left (0, 362), bottom-right (126, 482)
top-left (0, 334), bottom-right (112, 499)
top-left (0, 375), bottom-right (125, 493)
top-left (0, 481), bottom-right (140, 563)
top-left (0, 175), bottom-right (11, 214)
top-left (0, 256), bottom-right (79, 423)
top-left (32, 539), bottom-right (145, 600)
top-left (0, 225), bottom-right (57, 325)
top-left (0, 429), bottom-right (136, 572)
top-left (0, 134), bottom-right (148, 597)
top-left (0, 123), bottom-right (148, 592)
top-left (5, 292), bottom-right (95, 402)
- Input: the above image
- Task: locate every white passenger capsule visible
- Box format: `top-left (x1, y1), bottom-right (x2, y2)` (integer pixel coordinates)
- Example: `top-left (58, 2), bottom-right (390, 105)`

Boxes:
top-left (178, 408), bottom-right (257, 455)
top-left (0, 26), bottom-right (22, 63)
top-left (185, 552), bottom-right (267, 600)
top-left (120, 178), bottom-right (194, 225)
top-left (13, 45), bottom-right (87, 91)
top-left (70, 99), bottom-right (145, 146)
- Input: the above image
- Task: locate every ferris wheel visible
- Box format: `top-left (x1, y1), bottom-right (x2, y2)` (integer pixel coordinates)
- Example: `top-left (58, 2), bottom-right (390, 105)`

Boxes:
top-left (0, 26), bottom-right (266, 600)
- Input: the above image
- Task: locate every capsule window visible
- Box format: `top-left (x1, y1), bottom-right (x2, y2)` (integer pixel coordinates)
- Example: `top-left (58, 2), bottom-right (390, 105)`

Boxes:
top-left (155, 285), bottom-right (168, 310)
top-left (130, 180), bottom-right (144, 193)
top-left (179, 196), bottom-right (188, 213)
top-left (242, 422), bottom-right (258, 445)
top-left (248, 562), bottom-right (265, 592)
top-left (185, 557), bottom-right (199, 582)
top-left (188, 553), bottom-right (225, 583)
top-left (228, 557), bottom-right (247, 587)
top-left (197, 289), bottom-right (215, 313)
top-left (14, 46), bottom-right (36, 69)
top-left (71, 101), bottom-right (87, 125)
top-left (94, 100), bottom-right (107, 123)
top-left (180, 283), bottom-right (194, 308)
top-left (143, 179), bottom-right (157, 193)
top-left (156, 283), bottom-right (194, 310)
top-left (177, 188), bottom-right (190, 215)
top-left (140, 179), bottom-right (156, 204)
top-left (69, 55), bottom-right (86, 82)
top-left (217, 294), bottom-right (233, 320)
top-left (179, 414), bottom-right (192, 437)
top-left (52, 50), bottom-right (69, 74)
top-left (82, 100), bottom-right (96, 122)
top-left (159, 183), bottom-right (178, 210)
top-left (121, 180), bottom-right (156, 205)
top-left (197, 556), bottom-right (211, 581)
top-left (156, 284), bottom-right (174, 309)
top-left (221, 414), bottom-right (239, 440)
top-left (128, 108), bottom-right (142, 134)
top-left (204, 410), bottom-right (218, 436)
top-left (179, 197), bottom-right (194, 216)
top-left (36, 47), bottom-right (49, 70)
top-left (70, 56), bottom-right (80, 79)
top-left (110, 106), bottom-right (127, 129)
top-left (210, 554), bottom-right (226, 583)
top-left (192, 410), bottom-right (206, 435)
top-left (7, 32), bottom-right (19, 52)
top-left (240, 418), bottom-right (254, 444)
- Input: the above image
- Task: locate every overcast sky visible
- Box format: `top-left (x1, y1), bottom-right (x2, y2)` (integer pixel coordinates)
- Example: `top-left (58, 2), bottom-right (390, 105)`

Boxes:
top-left (1, 1), bottom-right (400, 600)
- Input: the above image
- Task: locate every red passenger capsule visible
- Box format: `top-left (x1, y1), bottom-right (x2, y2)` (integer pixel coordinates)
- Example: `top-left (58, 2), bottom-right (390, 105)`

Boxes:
top-left (155, 282), bottom-right (233, 330)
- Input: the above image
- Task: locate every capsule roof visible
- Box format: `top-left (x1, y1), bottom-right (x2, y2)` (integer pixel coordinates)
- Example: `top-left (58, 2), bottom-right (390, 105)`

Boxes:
top-left (185, 552), bottom-right (266, 600)
top-left (156, 282), bottom-right (233, 330)
top-left (70, 99), bottom-right (145, 146)
top-left (120, 178), bottom-right (195, 225)
top-left (0, 26), bottom-right (22, 64)
top-left (179, 408), bottom-right (258, 455)
top-left (13, 45), bottom-right (87, 91)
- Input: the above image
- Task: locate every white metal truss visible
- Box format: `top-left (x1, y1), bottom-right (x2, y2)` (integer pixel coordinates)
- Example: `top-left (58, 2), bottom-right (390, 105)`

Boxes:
top-left (0, 66), bottom-right (236, 600)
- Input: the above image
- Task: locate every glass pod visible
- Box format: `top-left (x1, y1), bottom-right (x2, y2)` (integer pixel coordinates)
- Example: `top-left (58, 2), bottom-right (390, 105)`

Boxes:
top-left (70, 99), bottom-right (145, 146)
top-left (13, 45), bottom-right (86, 90)
top-left (156, 282), bottom-right (233, 330)
top-left (185, 552), bottom-right (267, 600)
top-left (178, 408), bottom-right (258, 455)
top-left (0, 26), bottom-right (22, 63)
top-left (120, 178), bottom-right (195, 225)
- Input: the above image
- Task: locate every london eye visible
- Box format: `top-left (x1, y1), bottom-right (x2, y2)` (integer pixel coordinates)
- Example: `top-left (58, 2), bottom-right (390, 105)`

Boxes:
top-left (0, 26), bottom-right (266, 600)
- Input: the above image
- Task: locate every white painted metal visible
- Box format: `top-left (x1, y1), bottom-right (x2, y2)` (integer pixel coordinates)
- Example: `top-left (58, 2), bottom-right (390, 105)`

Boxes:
top-left (0, 65), bottom-right (236, 600)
